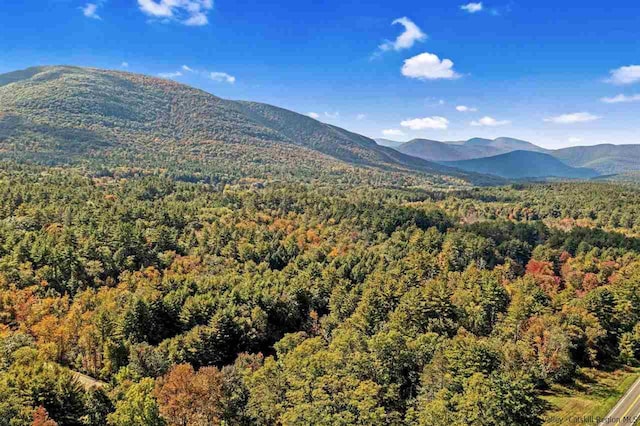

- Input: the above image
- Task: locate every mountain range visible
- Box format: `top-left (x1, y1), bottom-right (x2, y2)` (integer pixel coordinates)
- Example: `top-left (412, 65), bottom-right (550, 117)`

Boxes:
top-left (0, 66), bottom-right (482, 186)
top-left (1, 65), bottom-right (639, 184)
top-left (380, 136), bottom-right (640, 179)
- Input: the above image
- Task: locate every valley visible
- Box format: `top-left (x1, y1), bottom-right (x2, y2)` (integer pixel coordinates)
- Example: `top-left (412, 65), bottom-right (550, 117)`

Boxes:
top-left (3, 0), bottom-right (640, 424)
top-left (0, 65), bottom-right (640, 426)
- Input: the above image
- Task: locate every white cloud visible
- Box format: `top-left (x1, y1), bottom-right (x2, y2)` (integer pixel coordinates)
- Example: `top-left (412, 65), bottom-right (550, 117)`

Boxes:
top-left (383, 129), bottom-right (406, 137)
top-left (402, 52), bottom-right (461, 80)
top-left (209, 71), bottom-right (235, 84)
top-left (601, 93), bottom-right (640, 104)
top-left (158, 71), bottom-right (183, 79)
top-left (138, 0), bottom-right (172, 17)
top-left (121, 62), bottom-right (129, 68)
top-left (456, 105), bottom-right (477, 112)
top-left (356, 114), bottom-right (367, 120)
top-left (470, 116), bottom-right (510, 127)
top-left (401, 116), bottom-right (449, 130)
top-left (82, 3), bottom-right (101, 19)
top-left (379, 17), bottom-right (427, 52)
top-left (324, 111), bottom-right (340, 119)
top-left (460, 2), bottom-right (483, 13)
top-left (137, 0), bottom-right (214, 26)
top-left (307, 112), bottom-right (320, 119)
top-left (544, 112), bottom-right (600, 124)
top-left (568, 137), bottom-right (583, 144)
top-left (184, 13), bottom-right (208, 26)
top-left (158, 67), bottom-right (235, 83)
top-left (607, 65), bottom-right (640, 85)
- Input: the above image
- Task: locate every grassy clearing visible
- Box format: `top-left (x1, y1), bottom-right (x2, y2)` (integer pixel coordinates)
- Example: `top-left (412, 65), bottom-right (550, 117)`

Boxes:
top-left (542, 367), bottom-right (640, 425)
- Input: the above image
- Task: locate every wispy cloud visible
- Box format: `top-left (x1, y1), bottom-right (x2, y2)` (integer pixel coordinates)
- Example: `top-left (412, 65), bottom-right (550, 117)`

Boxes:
top-left (121, 62), bottom-right (129, 68)
top-left (601, 93), bottom-right (640, 104)
top-left (460, 2), bottom-right (483, 13)
top-left (306, 112), bottom-right (339, 120)
top-left (402, 52), bottom-right (461, 80)
top-left (378, 17), bottom-right (427, 53)
top-left (356, 114), bottom-right (367, 120)
top-left (606, 65), bottom-right (640, 85)
top-left (82, 3), bottom-right (102, 20)
top-left (158, 71), bottom-right (183, 79)
top-left (470, 116), bottom-right (510, 126)
top-left (456, 105), bottom-right (477, 112)
top-left (568, 137), bottom-right (583, 144)
top-left (209, 72), bottom-right (236, 84)
top-left (382, 129), bottom-right (406, 137)
top-left (544, 112), bottom-right (600, 124)
top-left (401, 116), bottom-right (449, 130)
top-left (137, 0), bottom-right (214, 26)
top-left (160, 65), bottom-right (235, 84)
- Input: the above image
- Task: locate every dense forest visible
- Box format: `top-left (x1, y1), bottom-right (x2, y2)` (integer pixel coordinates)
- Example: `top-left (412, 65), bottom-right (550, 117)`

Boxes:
top-left (1, 161), bottom-right (640, 425)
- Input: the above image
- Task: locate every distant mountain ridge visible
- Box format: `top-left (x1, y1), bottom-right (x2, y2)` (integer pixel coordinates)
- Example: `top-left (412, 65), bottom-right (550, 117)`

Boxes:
top-left (443, 150), bottom-right (600, 179)
top-left (2, 66), bottom-right (636, 185)
top-left (375, 138), bottom-right (405, 149)
top-left (386, 136), bottom-right (640, 176)
top-left (393, 137), bottom-right (548, 162)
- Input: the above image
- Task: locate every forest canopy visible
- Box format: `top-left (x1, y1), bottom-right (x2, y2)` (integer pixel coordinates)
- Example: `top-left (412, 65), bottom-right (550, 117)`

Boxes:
top-left (1, 161), bottom-right (640, 425)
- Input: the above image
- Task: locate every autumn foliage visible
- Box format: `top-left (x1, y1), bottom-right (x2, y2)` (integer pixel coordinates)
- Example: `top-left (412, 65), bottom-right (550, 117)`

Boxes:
top-left (1, 164), bottom-right (640, 425)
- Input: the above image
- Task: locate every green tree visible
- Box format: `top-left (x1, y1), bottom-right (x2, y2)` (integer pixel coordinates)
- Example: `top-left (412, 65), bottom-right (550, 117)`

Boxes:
top-left (108, 378), bottom-right (165, 426)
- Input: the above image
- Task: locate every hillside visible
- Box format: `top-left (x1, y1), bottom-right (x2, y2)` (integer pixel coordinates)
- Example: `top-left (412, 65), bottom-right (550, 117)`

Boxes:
top-left (397, 137), bottom-right (547, 162)
top-left (552, 144), bottom-right (640, 175)
top-left (0, 66), bottom-right (478, 186)
top-left (444, 150), bottom-right (600, 179)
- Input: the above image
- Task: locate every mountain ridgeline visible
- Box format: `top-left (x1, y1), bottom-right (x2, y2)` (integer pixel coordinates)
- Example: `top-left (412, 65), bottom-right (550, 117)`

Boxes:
top-left (385, 136), bottom-right (640, 180)
top-left (390, 137), bottom-right (547, 162)
top-left (0, 66), bottom-right (481, 186)
top-left (554, 144), bottom-right (640, 175)
top-left (1, 66), bottom-right (637, 184)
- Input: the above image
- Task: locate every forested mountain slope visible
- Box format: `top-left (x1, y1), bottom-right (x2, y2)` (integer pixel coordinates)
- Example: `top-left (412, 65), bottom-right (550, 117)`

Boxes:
top-left (553, 144), bottom-right (640, 175)
top-left (443, 150), bottom-right (599, 179)
top-left (0, 66), bottom-right (480, 186)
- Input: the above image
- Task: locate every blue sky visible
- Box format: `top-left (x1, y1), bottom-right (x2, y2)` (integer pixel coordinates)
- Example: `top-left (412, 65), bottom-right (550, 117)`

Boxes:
top-left (1, 0), bottom-right (640, 148)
